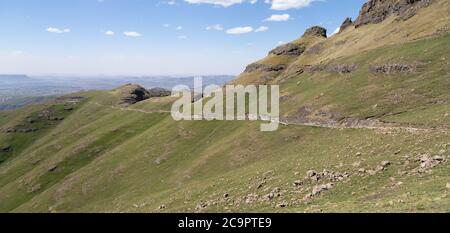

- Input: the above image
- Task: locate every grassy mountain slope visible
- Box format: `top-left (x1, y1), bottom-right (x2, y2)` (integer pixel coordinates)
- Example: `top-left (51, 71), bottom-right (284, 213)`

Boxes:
top-left (0, 0), bottom-right (449, 212)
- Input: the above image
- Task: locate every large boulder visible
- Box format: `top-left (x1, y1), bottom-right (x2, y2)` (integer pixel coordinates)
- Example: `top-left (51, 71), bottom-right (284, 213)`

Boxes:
top-left (354, 0), bottom-right (434, 27)
top-left (303, 26), bottom-right (327, 38)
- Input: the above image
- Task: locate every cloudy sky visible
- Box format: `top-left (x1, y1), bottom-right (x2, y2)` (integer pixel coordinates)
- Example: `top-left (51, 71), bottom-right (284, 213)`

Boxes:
top-left (0, 0), bottom-right (365, 76)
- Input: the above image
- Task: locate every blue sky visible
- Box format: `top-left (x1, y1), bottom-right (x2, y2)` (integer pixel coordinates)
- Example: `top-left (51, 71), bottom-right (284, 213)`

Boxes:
top-left (0, 0), bottom-right (366, 76)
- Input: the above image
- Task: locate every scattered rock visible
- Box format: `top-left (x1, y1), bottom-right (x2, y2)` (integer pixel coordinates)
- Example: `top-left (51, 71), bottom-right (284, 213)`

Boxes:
top-left (48, 165), bottom-right (58, 172)
top-left (264, 192), bottom-right (275, 201)
top-left (50, 116), bottom-right (64, 121)
top-left (16, 128), bottom-right (38, 133)
top-left (306, 170), bottom-right (317, 178)
top-left (196, 202), bottom-right (208, 210)
top-left (310, 183), bottom-right (334, 197)
top-left (305, 63), bottom-right (357, 74)
top-left (28, 183), bottom-right (41, 193)
top-left (381, 161), bottom-right (391, 167)
top-left (367, 170), bottom-right (377, 176)
top-left (446, 183), bottom-right (450, 189)
top-left (256, 181), bottom-right (266, 189)
top-left (272, 187), bottom-right (281, 193)
top-left (414, 154), bottom-right (446, 173)
top-left (293, 180), bottom-right (303, 187)
top-left (370, 63), bottom-right (418, 74)
top-left (305, 169), bottom-right (350, 182)
top-left (244, 193), bottom-right (259, 204)
top-left (277, 201), bottom-right (288, 208)
top-left (159, 204), bottom-right (166, 210)
top-left (375, 161), bottom-right (391, 172)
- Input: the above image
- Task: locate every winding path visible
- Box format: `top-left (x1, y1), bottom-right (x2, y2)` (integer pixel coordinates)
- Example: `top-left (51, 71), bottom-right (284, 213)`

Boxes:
top-left (91, 102), bottom-right (444, 132)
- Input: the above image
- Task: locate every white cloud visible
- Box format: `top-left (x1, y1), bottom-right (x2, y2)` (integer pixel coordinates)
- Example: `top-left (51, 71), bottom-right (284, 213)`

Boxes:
top-left (255, 26), bottom-right (269, 32)
top-left (226, 26), bottom-right (253, 34)
top-left (268, 0), bottom-right (315, 10)
top-left (176, 26), bottom-right (183, 30)
top-left (206, 24), bottom-right (224, 31)
top-left (163, 24), bottom-right (170, 27)
top-left (178, 35), bottom-right (188, 39)
top-left (123, 31), bottom-right (142, 37)
top-left (184, 0), bottom-right (254, 7)
top-left (105, 30), bottom-right (115, 36)
top-left (265, 14), bottom-right (290, 22)
top-left (47, 27), bottom-right (71, 34)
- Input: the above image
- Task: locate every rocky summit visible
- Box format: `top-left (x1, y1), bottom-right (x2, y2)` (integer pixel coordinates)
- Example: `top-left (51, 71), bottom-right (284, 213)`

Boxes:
top-left (303, 26), bottom-right (327, 38)
top-left (116, 84), bottom-right (170, 105)
top-left (117, 84), bottom-right (151, 105)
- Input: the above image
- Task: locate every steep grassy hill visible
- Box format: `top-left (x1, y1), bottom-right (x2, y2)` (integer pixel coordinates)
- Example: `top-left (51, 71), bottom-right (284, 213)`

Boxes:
top-left (0, 0), bottom-right (449, 213)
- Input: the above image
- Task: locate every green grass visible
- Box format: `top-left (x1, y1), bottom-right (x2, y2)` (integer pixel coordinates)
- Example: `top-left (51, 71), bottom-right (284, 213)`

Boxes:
top-left (279, 35), bottom-right (450, 126)
top-left (0, 101), bottom-right (83, 165)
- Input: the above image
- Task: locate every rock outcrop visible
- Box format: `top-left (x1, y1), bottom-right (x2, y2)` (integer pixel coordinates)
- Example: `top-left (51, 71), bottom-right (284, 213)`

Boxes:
top-left (148, 88), bottom-right (171, 97)
top-left (117, 84), bottom-right (151, 105)
top-left (1, 145), bottom-right (12, 153)
top-left (269, 43), bottom-right (306, 56)
top-left (354, 0), bottom-right (434, 27)
top-left (339, 18), bottom-right (353, 33)
top-left (244, 63), bottom-right (287, 73)
top-left (305, 63), bottom-right (358, 74)
top-left (369, 63), bottom-right (418, 74)
top-left (303, 26), bottom-right (327, 38)
top-left (117, 84), bottom-right (171, 105)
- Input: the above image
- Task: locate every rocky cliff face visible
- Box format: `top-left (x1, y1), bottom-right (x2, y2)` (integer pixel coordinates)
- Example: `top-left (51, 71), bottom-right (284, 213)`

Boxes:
top-left (242, 26), bottom-right (327, 78)
top-left (354, 0), bottom-right (433, 27)
top-left (269, 43), bottom-right (306, 56)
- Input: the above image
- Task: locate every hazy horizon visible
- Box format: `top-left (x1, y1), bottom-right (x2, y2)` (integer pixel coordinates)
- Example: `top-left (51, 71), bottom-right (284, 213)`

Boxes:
top-left (0, 0), bottom-right (365, 75)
